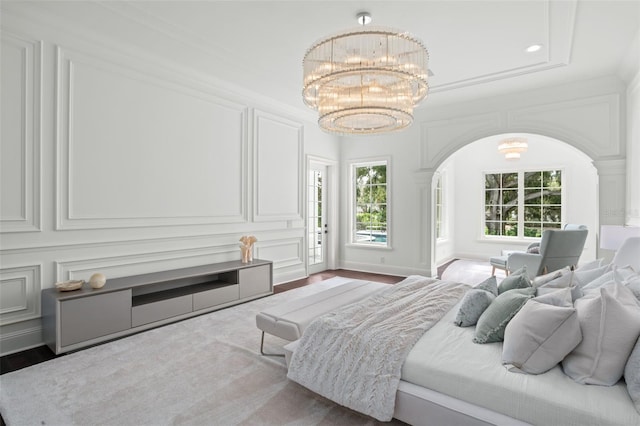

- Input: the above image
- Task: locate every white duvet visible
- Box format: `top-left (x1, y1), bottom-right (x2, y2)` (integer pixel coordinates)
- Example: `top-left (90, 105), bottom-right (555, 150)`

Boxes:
top-left (287, 276), bottom-right (469, 421)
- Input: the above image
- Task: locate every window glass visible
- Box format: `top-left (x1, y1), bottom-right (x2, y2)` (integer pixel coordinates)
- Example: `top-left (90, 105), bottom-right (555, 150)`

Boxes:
top-left (353, 162), bottom-right (388, 246)
top-left (485, 170), bottom-right (562, 238)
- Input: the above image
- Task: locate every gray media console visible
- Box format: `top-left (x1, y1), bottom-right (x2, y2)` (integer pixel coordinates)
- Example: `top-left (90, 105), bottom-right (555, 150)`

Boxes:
top-left (42, 259), bottom-right (273, 354)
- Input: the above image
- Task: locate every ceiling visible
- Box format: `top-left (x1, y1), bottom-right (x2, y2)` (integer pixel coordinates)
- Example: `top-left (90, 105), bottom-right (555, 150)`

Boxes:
top-left (4, 0), bottom-right (639, 114)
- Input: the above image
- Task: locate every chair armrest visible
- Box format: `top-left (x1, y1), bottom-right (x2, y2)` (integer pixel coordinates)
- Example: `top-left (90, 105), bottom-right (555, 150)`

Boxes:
top-left (507, 252), bottom-right (542, 278)
top-left (527, 242), bottom-right (540, 251)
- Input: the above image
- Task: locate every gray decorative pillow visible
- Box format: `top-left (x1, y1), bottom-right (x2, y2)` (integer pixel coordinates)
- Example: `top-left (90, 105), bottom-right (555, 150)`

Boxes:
top-left (625, 337), bottom-right (640, 414)
top-left (562, 283), bottom-right (640, 385)
top-left (474, 287), bottom-right (536, 344)
top-left (498, 272), bottom-right (531, 294)
top-left (454, 289), bottom-right (496, 327)
top-left (476, 275), bottom-right (498, 296)
top-left (503, 296), bottom-right (581, 374)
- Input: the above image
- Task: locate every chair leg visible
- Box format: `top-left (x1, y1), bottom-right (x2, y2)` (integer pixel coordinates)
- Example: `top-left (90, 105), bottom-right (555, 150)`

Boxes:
top-left (259, 331), bottom-right (285, 357)
top-left (491, 266), bottom-right (496, 276)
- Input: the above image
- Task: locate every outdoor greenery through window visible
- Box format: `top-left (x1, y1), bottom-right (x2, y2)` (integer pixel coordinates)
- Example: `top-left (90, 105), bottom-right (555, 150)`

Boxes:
top-left (353, 161), bottom-right (388, 245)
top-left (485, 170), bottom-right (562, 238)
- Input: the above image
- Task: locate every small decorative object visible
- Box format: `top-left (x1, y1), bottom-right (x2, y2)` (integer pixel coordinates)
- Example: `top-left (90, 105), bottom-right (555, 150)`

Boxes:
top-left (239, 235), bottom-right (257, 263)
top-left (55, 280), bottom-right (84, 292)
top-left (89, 272), bottom-right (107, 289)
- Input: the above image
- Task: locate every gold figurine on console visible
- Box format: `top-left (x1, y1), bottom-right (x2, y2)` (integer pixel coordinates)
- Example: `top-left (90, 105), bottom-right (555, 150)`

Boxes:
top-left (239, 235), bottom-right (257, 263)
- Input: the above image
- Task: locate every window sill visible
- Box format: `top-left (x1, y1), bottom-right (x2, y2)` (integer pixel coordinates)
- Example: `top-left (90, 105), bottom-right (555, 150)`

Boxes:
top-left (345, 243), bottom-right (393, 251)
top-left (479, 236), bottom-right (539, 245)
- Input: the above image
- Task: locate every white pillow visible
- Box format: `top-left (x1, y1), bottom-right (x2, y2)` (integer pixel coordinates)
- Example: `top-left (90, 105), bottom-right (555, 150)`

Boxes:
top-left (581, 271), bottom-right (614, 291)
top-left (562, 283), bottom-right (640, 385)
top-left (532, 267), bottom-right (570, 288)
top-left (624, 274), bottom-right (640, 301)
top-left (539, 272), bottom-right (583, 301)
top-left (534, 287), bottom-right (573, 307)
top-left (576, 258), bottom-right (604, 271)
top-left (503, 289), bottom-right (581, 375)
top-left (573, 264), bottom-right (611, 288)
top-left (583, 265), bottom-right (637, 292)
top-left (625, 337), bottom-right (640, 414)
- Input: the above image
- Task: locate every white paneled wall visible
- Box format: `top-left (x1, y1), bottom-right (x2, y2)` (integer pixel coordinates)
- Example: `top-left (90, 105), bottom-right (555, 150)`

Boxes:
top-left (0, 14), bottom-right (338, 354)
top-left (627, 69), bottom-right (640, 226)
top-left (340, 75), bottom-right (630, 277)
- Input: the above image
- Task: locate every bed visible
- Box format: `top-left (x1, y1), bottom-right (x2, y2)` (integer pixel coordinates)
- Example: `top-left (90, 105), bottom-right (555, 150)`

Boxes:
top-left (285, 271), bottom-right (640, 426)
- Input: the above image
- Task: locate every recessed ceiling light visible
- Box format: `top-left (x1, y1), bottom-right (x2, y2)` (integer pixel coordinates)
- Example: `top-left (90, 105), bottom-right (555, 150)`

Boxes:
top-left (526, 44), bottom-right (543, 53)
top-left (356, 12), bottom-right (372, 26)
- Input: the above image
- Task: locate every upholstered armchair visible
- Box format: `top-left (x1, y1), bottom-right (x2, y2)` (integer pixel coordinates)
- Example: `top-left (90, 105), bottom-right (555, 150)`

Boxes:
top-left (506, 228), bottom-right (588, 279)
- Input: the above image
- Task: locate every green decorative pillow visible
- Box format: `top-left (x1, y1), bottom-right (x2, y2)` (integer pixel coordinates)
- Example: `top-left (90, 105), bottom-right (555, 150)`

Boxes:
top-left (475, 275), bottom-right (498, 296)
top-left (474, 287), bottom-right (536, 344)
top-left (498, 272), bottom-right (531, 294)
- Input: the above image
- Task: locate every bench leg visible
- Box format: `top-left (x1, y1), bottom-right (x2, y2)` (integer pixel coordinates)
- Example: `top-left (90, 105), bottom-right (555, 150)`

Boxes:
top-left (260, 331), bottom-right (285, 357)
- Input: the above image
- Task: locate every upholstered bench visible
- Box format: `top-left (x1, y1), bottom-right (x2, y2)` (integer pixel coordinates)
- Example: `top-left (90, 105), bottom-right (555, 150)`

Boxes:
top-left (256, 279), bottom-right (389, 356)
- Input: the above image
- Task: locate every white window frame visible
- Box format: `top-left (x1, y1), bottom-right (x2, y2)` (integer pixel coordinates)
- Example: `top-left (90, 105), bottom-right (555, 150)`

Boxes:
top-left (482, 168), bottom-right (565, 241)
top-left (435, 172), bottom-right (447, 240)
top-left (349, 158), bottom-right (391, 249)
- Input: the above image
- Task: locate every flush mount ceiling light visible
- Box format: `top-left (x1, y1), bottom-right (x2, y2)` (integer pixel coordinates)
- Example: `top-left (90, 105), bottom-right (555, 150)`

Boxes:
top-left (525, 44), bottom-right (543, 53)
top-left (302, 12), bottom-right (429, 135)
top-left (498, 137), bottom-right (528, 160)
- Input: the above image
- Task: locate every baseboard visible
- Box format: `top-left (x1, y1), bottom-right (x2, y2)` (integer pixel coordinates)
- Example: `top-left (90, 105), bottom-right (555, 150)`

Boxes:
top-left (0, 326), bottom-right (43, 356)
top-left (339, 260), bottom-right (431, 278)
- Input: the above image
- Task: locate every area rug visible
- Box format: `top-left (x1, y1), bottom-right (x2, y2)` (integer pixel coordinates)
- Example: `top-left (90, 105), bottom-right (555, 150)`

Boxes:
top-left (440, 258), bottom-right (504, 286)
top-left (0, 277), bottom-right (404, 426)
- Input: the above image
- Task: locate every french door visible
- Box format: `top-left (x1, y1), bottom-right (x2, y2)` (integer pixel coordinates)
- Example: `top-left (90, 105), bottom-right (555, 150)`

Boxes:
top-left (308, 161), bottom-right (328, 274)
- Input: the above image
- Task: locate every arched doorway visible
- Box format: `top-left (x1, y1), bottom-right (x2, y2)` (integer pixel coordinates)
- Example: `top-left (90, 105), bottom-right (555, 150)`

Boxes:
top-left (432, 133), bottom-right (598, 269)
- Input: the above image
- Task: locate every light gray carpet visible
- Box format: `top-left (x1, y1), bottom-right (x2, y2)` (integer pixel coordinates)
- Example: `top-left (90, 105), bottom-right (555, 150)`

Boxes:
top-left (0, 277), bottom-right (404, 426)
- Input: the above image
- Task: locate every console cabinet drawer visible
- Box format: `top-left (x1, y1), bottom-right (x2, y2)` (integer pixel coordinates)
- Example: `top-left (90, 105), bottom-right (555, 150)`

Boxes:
top-left (193, 284), bottom-right (239, 311)
top-left (132, 294), bottom-right (192, 327)
top-left (60, 290), bottom-right (132, 347)
top-left (239, 264), bottom-right (272, 299)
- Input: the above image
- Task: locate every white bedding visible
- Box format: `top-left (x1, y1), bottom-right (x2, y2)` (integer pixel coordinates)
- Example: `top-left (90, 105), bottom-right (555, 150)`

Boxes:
top-left (402, 301), bottom-right (640, 426)
top-left (287, 276), bottom-right (468, 421)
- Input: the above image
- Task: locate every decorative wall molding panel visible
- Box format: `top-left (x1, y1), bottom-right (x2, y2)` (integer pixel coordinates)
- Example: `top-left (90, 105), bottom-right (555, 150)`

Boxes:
top-left (55, 245), bottom-right (242, 283)
top-left (253, 110), bottom-right (303, 222)
top-left (420, 113), bottom-right (502, 168)
top-left (0, 264), bottom-right (41, 325)
top-left (55, 46), bottom-right (249, 230)
top-left (255, 238), bottom-right (304, 270)
top-left (0, 31), bottom-right (42, 233)
top-left (507, 94), bottom-right (621, 158)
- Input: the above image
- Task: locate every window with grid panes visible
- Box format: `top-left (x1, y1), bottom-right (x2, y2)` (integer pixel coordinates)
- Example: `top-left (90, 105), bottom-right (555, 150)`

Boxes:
top-left (352, 161), bottom-right (388, 246)
top-left (484, 170), bottom-right (562, 238)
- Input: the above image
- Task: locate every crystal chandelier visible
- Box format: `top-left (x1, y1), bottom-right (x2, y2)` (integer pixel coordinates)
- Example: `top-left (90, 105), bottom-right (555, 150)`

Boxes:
top-left (498, 137), bottom-right (528, 160)
top-left (302, 14), bottom-right (429, 135)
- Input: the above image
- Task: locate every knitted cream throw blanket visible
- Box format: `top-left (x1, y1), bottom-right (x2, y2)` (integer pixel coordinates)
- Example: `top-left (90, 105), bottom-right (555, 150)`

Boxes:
top-left (287, 276), bottom-right (469, 421)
